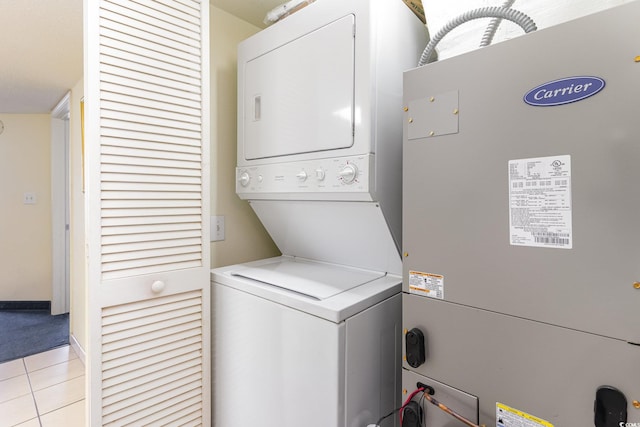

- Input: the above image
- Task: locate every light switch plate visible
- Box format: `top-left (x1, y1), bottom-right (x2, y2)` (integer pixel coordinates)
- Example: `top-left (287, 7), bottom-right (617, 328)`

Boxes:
top-left (23, 192), bottom-right (36, 204)
top-left (211, 215), bottom-right (225, 242)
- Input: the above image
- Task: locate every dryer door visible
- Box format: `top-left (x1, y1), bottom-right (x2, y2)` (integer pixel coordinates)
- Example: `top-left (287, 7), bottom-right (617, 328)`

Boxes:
top-left (243, 14), bottom-right (355, 160)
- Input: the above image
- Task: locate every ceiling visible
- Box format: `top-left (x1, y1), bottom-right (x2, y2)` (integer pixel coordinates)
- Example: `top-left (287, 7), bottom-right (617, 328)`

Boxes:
top-left (0, 0), bottom-right (83, 114)
top-left (0, 0), bottom-right (281, 114)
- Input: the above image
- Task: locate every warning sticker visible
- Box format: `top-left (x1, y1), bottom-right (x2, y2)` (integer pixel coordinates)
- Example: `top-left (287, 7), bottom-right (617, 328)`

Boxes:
top-left (409, 271), bottom-right (444, 299)
top-left (508, 155), bottom-right (572, 249)
top-left (497, 403), bottom-right (554, 427)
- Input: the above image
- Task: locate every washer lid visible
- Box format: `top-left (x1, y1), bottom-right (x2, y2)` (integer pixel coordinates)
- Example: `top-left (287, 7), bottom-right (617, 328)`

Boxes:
top-left (231, 258), bottom-right (384, 300)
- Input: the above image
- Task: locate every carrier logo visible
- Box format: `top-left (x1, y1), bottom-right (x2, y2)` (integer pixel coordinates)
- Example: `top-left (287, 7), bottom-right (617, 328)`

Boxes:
top-left (524, 76), bottom-right (605, 106)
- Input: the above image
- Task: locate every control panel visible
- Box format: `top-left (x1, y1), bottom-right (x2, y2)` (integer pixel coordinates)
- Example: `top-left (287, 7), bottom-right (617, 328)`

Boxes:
top-left (236, 154), bottom-right (375, 200)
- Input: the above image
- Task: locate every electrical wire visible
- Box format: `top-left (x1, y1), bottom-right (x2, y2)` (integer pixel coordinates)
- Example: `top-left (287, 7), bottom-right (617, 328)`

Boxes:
top-left (400, 387), bottom-right (426, 425)
top-left (418, 6), bottom-right (537, 66)
top-left (376, 385), bottom-right (482, 427)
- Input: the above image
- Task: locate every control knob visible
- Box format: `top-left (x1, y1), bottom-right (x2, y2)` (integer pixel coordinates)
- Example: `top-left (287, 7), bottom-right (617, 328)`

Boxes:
top-left (296, 171), bottom-right (308, 182)
top-left (338, 163), bottom-right (358, 184)
top-left (238, 171), bottom-right (251, 187)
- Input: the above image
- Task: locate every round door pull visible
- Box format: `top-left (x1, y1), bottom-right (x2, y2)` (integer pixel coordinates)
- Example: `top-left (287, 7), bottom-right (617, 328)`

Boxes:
top-left (151, 280), bottom-right (166, 293)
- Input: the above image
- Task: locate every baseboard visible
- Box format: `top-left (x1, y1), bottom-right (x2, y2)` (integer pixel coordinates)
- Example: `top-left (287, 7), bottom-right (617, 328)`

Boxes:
top-left (0, 301), bottom-right (51, 311)
top-left (70, 333), bottom-right (86, 366)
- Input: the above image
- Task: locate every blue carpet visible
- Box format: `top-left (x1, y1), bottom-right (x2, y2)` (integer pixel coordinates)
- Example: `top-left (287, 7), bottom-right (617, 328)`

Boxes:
top-left (0, 310), bottom-right (69, 364)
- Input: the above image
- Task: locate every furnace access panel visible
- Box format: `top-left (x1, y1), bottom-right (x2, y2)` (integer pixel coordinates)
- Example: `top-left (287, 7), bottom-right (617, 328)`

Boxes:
top-left (401, 2), bottom-right (640, 426)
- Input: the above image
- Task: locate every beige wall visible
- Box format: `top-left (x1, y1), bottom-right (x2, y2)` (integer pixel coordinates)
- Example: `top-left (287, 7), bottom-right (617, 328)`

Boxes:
top-left (0, 114), bottom-right (52, 301)
top-left (210, 6), bottom-right (280, 268)
top-left (69, 79), bottom-right (86, 351)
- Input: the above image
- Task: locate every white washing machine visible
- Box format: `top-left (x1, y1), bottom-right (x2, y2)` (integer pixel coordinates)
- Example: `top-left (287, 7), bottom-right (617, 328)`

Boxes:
top-left (212, 0), bottom-right (427, 425)
top-left (212, 256), bottom-right (401, 427)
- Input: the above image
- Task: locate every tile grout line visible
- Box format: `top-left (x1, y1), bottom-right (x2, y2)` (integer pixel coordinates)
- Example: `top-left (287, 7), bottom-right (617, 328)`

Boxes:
top-left (21, 358), bottom-right (43, 427)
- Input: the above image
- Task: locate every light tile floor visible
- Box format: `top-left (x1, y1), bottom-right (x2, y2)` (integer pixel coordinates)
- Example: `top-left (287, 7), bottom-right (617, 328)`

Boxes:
top-left (0, 346), bottom-right (85, 427)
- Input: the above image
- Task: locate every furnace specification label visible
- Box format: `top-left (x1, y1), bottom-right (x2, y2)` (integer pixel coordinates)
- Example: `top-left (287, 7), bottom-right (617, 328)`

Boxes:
top-left (508, 155), bottom-right (572, 249)
top-left (409, 271), bottom-right (444, 299)
top-left (497, 403), bottom-right (554, 427)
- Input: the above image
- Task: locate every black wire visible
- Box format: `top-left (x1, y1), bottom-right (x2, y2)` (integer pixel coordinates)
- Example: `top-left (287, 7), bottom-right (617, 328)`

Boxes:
top-left (375, 407), bottom-right (401, 426)
top-left (418, 391), bottom-right (427, 426)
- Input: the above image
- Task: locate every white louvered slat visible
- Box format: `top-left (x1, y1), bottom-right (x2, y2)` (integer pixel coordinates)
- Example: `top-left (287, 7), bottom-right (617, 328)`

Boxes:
top-left (103, 341), bottom-right (201, 381)
top-left (100, 35), bottom-right (199, 72)
top-left (104, 368), bottom-right (202, 408)
top-left (129, 0), bottom-right (201, 26)
top-left (102, 110), bottom-right (201, 133)
top-left (101, 126), bottom-right (202, 147)
top-left (102, 230), bottom-right (201, 245)
top-left (100, 47), bottom-right (200, 83)
top-left (100, 290), bottom-right (204, 424)
top-left (102, 0), bottom-right (200, 40)
top-left (102, 138), bottom-right (201, 154)
top-left (100, 75), bottom-right (201, 103)
top-left (99, 21), bottom-right (200, 62)
top-left (102, 206), bottom-right (201, 216)
top-left (103, 384), bottom-right (202, 425)
top-left (101, 214), bottom-right (202, 226)
top-left (103, 293), bottom-right (201, 323)
top-left (101, 155), bottom-right (200, 170)
top-left (101, 199), bottom-right (201, 209)
top-left (100, 9), bottom-right (199, 48)
top-left (101, 99), bottom-right (201, 125)
top-left (102, 94), bottom-right (200, 120)
top-left (101, 237), bottom-right (202, 254)
top-left (88, 0), bottom-right (209, 423)
top-left (102, 331), bottom-right (202, 362)
top-left (100, 72), bottom-right (202, 107)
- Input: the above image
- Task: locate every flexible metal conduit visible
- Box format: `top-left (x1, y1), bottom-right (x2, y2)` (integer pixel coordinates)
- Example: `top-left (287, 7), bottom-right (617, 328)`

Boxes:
top-left (480, 0), bottom-right (517, 47)
top-left (418, 6), bottom-right (537, 66)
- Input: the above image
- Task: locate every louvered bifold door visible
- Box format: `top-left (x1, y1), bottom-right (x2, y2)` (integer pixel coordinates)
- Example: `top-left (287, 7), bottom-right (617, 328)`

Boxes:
top-left (84, 0), bottom-right (210, 425)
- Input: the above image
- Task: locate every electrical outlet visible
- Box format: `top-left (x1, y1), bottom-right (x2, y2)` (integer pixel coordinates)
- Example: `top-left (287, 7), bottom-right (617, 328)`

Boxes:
top-left (23, 192), bottom-right (36, 205)
top-left (211, 215), bottom-right (225, 242)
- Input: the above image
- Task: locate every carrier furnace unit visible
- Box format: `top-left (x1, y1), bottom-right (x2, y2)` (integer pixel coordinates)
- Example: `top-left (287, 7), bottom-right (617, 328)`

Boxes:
top-left (401, 3), bottom-right (640, 427)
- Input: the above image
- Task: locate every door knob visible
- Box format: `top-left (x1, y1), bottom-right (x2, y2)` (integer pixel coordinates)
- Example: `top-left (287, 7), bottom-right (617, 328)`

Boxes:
top-left (151, 280), bottom-right (166, 294)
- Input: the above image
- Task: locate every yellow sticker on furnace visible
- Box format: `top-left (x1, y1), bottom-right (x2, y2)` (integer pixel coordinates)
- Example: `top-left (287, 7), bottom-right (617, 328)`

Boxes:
top-left (497, 403), bottom-right (554, 427)
top-left (409, 271), bottom-right (444, 299)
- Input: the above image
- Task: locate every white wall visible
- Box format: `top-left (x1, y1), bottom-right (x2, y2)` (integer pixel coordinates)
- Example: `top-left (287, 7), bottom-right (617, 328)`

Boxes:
top-left (421, 0), bottom-right (633, 61)
top-left (0, 114), bottom-right (52, 301)
top-left (210, 6), bottom-right (280, 268)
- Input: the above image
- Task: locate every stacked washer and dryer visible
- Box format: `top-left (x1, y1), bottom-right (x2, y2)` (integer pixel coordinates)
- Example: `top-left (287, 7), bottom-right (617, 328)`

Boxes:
top-left (211, 1), bottom-right (426, 426)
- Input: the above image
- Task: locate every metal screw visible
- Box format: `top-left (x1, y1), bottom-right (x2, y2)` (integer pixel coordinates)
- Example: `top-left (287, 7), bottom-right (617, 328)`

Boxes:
top-left (429, 96), bottom-right (435, 102)
top-left (404, 106), bottom-right (409, 112)
top-left (634, 282), bottom-right (640, 289)
top-left (404, 328), bottom-right (408, 334)
top-left (635, 56), bottom-right (640, 63)
top-left (453, 108), bottom-right (459, 115)
top-left (404, 252), bottom-right (409, 257)
top-left (403, 389), bottom-right (408, 395)
top-left (409, 118), bottom-right (414, 123)
top-left (633, 400), bottom-right (640, 409)
top-left (429, 131), bottom-right (435, 136)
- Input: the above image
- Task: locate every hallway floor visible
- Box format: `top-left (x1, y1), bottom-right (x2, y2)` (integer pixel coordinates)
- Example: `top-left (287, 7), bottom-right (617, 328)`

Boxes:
top-left (0, 346), bottom-right (85, 427)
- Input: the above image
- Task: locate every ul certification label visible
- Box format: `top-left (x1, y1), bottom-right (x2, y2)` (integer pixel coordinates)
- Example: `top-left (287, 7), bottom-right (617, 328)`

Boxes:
top-left (497, 403), bottom-right (554, 427)
top-left (409, 271), bottom-right (444, 299)
top-left (508, 155), bottom-right (572, 249)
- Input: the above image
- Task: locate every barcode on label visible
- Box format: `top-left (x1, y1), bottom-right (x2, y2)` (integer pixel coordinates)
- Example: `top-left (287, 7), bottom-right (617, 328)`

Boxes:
top-left (533, 232), bottom-right (570, 245)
